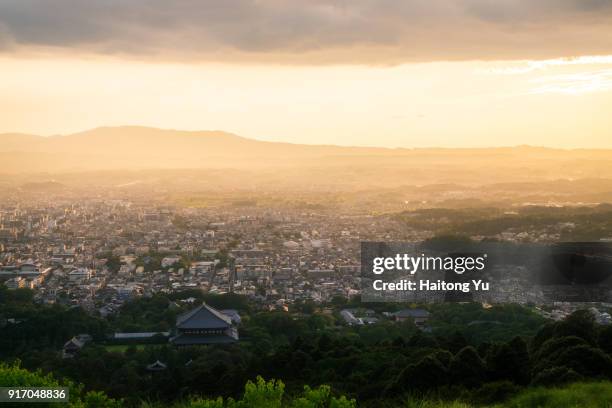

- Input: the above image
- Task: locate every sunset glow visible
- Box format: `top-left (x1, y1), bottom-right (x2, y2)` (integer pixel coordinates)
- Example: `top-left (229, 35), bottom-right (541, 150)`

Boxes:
top-left (1, 1), bottom-right (612, 148)
top-left (0, 55), bottom-right (611, 148)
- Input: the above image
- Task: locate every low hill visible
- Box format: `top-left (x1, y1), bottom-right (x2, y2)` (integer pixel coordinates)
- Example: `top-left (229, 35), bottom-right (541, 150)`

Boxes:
top-left (2, 127), bottom-right (612, 190)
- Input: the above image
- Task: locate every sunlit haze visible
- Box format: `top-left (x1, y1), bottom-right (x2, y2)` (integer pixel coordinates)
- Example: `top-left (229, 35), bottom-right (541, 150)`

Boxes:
top-left (1, 55), bottom-right (611, 148)
top-left (4, 5), bottom-right (612, 405)
top-left (1, 0), bottom-right (612, 148)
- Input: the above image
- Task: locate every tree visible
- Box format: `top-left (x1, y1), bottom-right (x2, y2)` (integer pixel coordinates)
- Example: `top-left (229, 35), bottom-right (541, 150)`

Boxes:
top-left (432, 350), bottom-right (453, 368)
top-left (8, 287), bottom-right (35, 303)
top-left (552, 345), bottom-right (612, 378)
top-left (598, 325), bottom-right (612, 355)
top-left (531, 322), bottom-right (555, 354)
top-left (532, 335), bottom-right (588, 374)
top-left (386, 355), bottom-right (448, 395)
top-left (183, 377), bottom-right (355, 408)
top-left (531, 366), bottom-right (583, 387)
top-left (449, 346), bottom-right (486, 387)
top-left (554, 310), bottom-right (597, 344)
top-left (486, 337), bottom-right (530, 384)
top-left (291, 384), bottom-right (356, 408)
top-left (445, 331), bottom-right (469, 353)
top-left (407, 331), bottom-right (438, 348)
top-left (103, 255), bottom-right (122, 274)
top-left (0, 362), bottom-right (120, 407)
top-left (235, 377), bottom-right (284, 408)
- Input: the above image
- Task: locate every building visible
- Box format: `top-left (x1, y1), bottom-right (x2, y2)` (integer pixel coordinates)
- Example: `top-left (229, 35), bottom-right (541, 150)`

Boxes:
top-left (393, 308), bottom-right (431, 328)
top-left (0, 263), bottom-right (41, 279)
top-left (5, 276), bottom-right (25, 290)
top-left (68, 268), bottom-right (93, 283)
top-left (62, 337), bottom-right (84, 358)
top-left (306, 269), bottom-right (335, 279)
top-left (340, 309), bottom-right (361, 326)
top-left (146, 360), bottom-right (167, 371)
top-left (170, 302), bottom-right (239, 346)
top-left (220, 309), bottom-right (242, 324)
top-left (161, 256), bottom-right (181, 268)
top-left (112, 332), bottom-right (170, 342)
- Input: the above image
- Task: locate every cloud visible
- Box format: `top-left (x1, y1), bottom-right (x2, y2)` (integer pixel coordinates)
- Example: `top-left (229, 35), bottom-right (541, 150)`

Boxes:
top-left (484, 55), bottom-right (612, 74)
top-left (1, 0), bottom-right (612, 64)
top-left (529, 69), bottom-right (612, 94)
top-left (477, 54), bottom-right (612, 95)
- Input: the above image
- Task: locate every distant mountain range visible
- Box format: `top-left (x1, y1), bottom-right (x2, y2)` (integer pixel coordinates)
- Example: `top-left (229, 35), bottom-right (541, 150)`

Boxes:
top-left (2, 127), bottom-right (612, 188)
top-left (0, 126), bottom-right (401, 173)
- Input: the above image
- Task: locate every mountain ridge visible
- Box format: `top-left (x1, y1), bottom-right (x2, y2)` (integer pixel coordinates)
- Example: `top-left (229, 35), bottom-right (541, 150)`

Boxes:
top-left (4, 125), bottom-right (611, 152)
top-left (2, 127), bottom-right (612, 182)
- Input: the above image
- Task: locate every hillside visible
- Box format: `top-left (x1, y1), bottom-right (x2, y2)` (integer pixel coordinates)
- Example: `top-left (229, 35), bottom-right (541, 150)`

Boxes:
top-left (2, 127), bottom-right (612, 189)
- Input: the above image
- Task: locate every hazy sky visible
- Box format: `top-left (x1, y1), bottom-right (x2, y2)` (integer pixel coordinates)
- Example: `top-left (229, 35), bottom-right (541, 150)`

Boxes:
top-left (1, 0), bottom-right (612, 148)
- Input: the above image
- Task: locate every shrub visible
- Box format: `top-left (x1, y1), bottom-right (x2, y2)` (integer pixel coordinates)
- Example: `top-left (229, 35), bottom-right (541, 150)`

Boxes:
top-left (531, 366), bottom-right (583, 387)
top-left (178, 377), bottom-right (355, 408)
top-left (471, 381), bottom-right (521, 405)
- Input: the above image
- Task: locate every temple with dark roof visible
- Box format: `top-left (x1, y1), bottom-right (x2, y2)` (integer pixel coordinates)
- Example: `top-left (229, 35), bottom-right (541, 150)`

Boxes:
top-left (170, 302), bottom-right (239, 346)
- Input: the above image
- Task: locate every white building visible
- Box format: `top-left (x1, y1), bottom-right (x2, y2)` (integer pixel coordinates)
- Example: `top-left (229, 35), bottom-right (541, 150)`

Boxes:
top-left (68, 268), bottom-right (93, 283)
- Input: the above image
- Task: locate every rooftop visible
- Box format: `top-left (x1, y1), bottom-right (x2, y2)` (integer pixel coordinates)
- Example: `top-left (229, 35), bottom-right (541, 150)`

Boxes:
top-left (176, 302), bottom-right (233, 330)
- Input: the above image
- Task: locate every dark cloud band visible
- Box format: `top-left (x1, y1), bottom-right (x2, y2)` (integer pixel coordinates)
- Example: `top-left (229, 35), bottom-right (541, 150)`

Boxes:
top-left (1, 0), bottom-right (611, 63)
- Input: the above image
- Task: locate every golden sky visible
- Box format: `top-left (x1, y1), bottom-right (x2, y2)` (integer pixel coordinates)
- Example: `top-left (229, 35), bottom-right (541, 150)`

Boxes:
top-left (1, 1), bottom-right (612, 148)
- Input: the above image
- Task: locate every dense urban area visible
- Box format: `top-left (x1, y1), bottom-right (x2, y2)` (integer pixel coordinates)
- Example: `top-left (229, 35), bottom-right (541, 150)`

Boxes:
top-left (3, 186), bottom-right (612, 407)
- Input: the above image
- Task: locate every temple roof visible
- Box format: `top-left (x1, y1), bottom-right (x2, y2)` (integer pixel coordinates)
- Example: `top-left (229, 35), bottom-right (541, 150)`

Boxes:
top-left (176, 302), bottom-right (232, 329)
top-left (171, 333), bottom-right (237, 345)
top-left (146, 360), bottom-right (167, 371)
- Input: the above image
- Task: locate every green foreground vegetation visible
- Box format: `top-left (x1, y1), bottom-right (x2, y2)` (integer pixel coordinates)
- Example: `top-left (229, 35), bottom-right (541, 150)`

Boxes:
top-left (2, 363), bottom-right (612, 407)
top-left (3, 286), bottom-right (612, 406)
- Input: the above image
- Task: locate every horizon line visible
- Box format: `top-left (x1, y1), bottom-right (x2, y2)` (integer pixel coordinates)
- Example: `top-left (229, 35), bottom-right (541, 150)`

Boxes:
top-left (1, 125), bottom-right (611, 152)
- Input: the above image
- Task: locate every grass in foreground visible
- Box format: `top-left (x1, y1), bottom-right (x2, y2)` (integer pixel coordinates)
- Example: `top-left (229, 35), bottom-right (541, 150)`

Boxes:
top-left (497, 382), bottom-right (612, 408)
top-left (400, 382), bottom-right (612, 408)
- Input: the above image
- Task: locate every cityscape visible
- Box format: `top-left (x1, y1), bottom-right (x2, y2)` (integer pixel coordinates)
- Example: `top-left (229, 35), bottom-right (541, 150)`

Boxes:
top-left (2, 139), bottom-right (612, 406)
top-left (2, 0), bottom-right (612, 406)
top-left (3, 183), bottom-right (612, 330)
